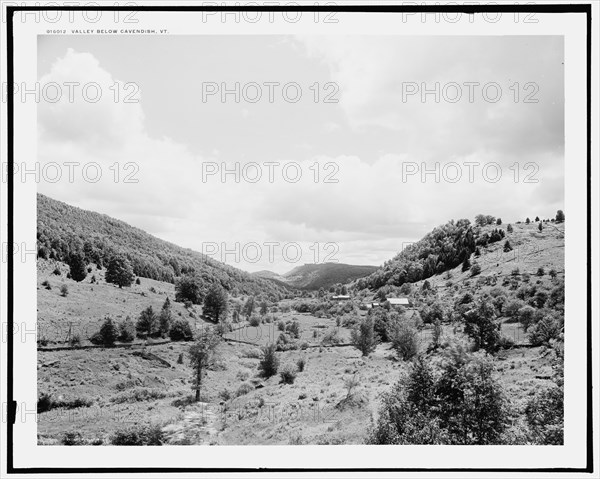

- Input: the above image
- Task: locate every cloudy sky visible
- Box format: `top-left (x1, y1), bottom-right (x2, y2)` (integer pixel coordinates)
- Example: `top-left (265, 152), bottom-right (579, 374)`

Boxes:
top-left (37, 35), bottom-right (564, 274)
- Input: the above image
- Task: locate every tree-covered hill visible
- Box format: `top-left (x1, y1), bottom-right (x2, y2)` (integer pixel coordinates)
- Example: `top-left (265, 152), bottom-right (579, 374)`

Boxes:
top-left (36, 194), bottom-right (293, 298)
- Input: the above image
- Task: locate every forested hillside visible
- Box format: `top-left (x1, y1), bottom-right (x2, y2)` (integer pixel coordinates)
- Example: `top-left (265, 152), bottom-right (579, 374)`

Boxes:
top-left (36, 194), bottom-right (292, 298)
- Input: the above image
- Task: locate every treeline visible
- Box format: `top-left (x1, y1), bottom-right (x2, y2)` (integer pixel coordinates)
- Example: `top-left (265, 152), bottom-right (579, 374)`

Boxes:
top-left (36, 194), bottom-right (291, 298)
top-left (358, 218), bottom-right (482, 290)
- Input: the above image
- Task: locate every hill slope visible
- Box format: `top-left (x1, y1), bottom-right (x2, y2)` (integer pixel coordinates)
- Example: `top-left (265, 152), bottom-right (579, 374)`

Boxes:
top-left (254, 263), bottom-right (378, 290)
top-left (37, 194), bottom-right (293, 298)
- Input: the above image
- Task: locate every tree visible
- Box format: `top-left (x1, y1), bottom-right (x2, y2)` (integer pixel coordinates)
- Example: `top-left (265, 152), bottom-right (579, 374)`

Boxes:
top-left (463, 299), bottom-right (500, 353)
top-left (555, 210), bottom-right (565, 223)
top-left (503, 240), bottom-right (513, 252)
top-left (462, 257), bottom-right (471, 272)
top-left (526, 217), bottom-right (531, 224)
top-left (60, 284), bottom-right (69, 297)
top-left (98, 317), bottom-right (118, 346)
top-left (258, 343), bottom-right (280, 378)
top-left (351, 316), bottom-right (379, 357)
top-left (470, 262), bottom-right (481, 277)
top-left (175, 274), bottom-right (204, 304)
top-left (136, 306), bottom-right (157, 338)
top-left (535, 216), bottom-right (540, 222)
top-left (188, 329), bottom-right (221, 401)
top-left (368, 347), bottom-right (508, 445)
top-left (496, 218), bottom-right (502, 225)
top-left (243, 296), bottom-right (255, 320)
top-left (67, 252), bottom-right (87, 282)
top-left (159, 297), bottom-right (172, 337)
top-left (538, 222), bottom-right (543, 232)
top-left (506, 224), bottom-right (513, 233)
top-left (169, 319), bottom-right (193, 341)
top-left (259, 300), bottom-right (268, 316)
top-left (105, 255), bottom-right (135, 288)
top-left (203, 284), bottom-right (229, 323)
top-left (118, 316), bottom-right (135, 342)
top-left (389, 321), bottom-right (418, 360)
top-left (341, 285), bottom-right (348, 295)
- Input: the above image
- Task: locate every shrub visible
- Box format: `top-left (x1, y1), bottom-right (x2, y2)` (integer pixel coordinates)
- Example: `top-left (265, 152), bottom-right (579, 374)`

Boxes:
top-left (52, 267), bottom-right (61, 276)
top-left (296, 357), bottom-right (307, 372)
top-left (118, 317), bottom-right (135, 343)
top-left (389, 321), bottom-right (418, 361)
top-left (235, 382), bottom-right (254, 397)
top-left (110, 387), bottom-right (167, 404)
top-left (37, 393), bottom-right (54, 413)
top-left (169, 319), bottom-right (193, 341)
top-left (258, 344), bottom-right (279, 378)
top-left (536, 267), bottom-right (545, 276)
top-left (321, 328), bottom-right (342, 345)
top-left (528, 315), bottom-right (563, 346)
top-left (277, 321), bottom-right (285, 331)
top-left (90, 275), bottom-right (96, 283)
top-left (351, 317), bottom-right (378, 357)
top-left (61, 431), bottom-right (85, 446)
top-left (503, 240), bottom-right (513, 252)
top-left (286, 321), bottom-right (300, 339)
top-left (368, 348), bottom-right (508, 445)
top-left (110, 424), bottom-right (165, 445)
top-left (470, 263), bottom-right (482, 277)
top-left (60, 284), bottom-right (68, 297)
top-left (280, 363), bottom-right (298, 384)
top-left (248, 315), bottom-right (261, 327)
top-left (69, 334), bottom-right (81, 347)
top-left (42, 280), bottom-right (51, 290)
top-left (177, 353), bottom-right (184, 364)
top-left (91, 317), bottom-right (118, 346)
top-left (135, 277), bottom-right (141, 285)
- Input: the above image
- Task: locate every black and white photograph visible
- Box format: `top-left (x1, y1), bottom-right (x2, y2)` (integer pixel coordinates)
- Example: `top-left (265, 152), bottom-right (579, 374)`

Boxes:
top-left (1, 1), bottom-right (598, 476)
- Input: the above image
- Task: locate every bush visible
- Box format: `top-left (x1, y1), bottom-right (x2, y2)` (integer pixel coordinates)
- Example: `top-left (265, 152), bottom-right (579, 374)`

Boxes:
top-left (321, 328), bottom-right (342, 345)
top-left (528, 315), bottom-right (563, 346)
top-left (235, 382), bottom-right (254, 397)
top-left (277, 321), bottom-right (285, 331)
top-left (177, 353), bottom-right (184, 364)
top-left (136, 277), bottom-right (141, 285)
top-left (470, 263), bottom-right (482, 277)
top-left (91, 317), bottom-right (118, 346)
top-left (61, 431), bottom-right (85, 446)
top-left (368, 348), bottom-right (508, 445)
top-left (258, 344), bottom-right (279, 378)
top-left (296, 357), bottom-right (307, 372)
top-left (52, 267), bottom-right (61, 276)
top-left (42, 280), bottom-right (51, 290)
top-left (280, 363), bottom-right (298, 384)
top-left (248, 316), bottom-right (261, 327)
top-left (117, 316), bottom-right (135, 342)
top-left (110, 424), bottom-right (165, 445)
top-left (37, 393), bottom-right (54, 413)
top-left (351, 317), bottom-right (378, 357)
top-left (169, 319), bottom-right (193, 341)
top-left (389, 322), bottom-right (418, 360)
top-left (60, 284), bottom-right (68, 297)
top-left (286, 321), bottom-right (300, 339)
top-left (69, 334), bottom-right (81, 347)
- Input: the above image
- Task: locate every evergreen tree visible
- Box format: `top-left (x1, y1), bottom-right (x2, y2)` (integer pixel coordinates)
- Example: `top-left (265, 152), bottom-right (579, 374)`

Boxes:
top-left (506, 224), bottom-right (513, 233)
top-left (503, 240), bottom-right (513, 252)
top-left (159, 297), bottom-right (172, 336)
top-left (67, 252), bottom-right (87, 282)
top-left (203, 284), bottom-right (229, 323)
top-left (98, 316), bottom-right (118, 346)
top-left (136, 306), bottom-right (158, 338)
top-left (462, 257), bottom-right (471, 272)
top-left (555, 210), bottom-right (565, 223)
top-left (243, 296), bottom-right (255, 320)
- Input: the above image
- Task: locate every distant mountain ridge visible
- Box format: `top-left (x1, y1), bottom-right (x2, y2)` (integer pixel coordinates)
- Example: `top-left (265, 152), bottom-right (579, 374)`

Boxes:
top-left (253, 263), bottom-right (378, 290)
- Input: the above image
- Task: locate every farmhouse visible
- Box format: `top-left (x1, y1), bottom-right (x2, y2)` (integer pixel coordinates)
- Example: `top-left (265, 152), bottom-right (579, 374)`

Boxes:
top-left (332, 294), bottom-right (350, 301)
top-left (387, 297), bottom-right (411, 307)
